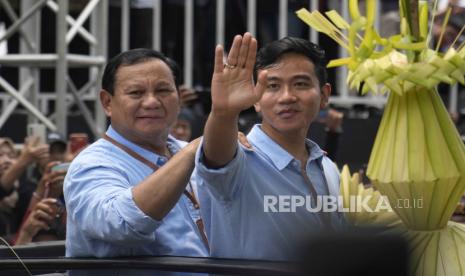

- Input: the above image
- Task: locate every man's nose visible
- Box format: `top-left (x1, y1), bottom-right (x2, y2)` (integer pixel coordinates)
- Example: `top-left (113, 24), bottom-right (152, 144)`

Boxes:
top-left (277, 86), bottom-right (297, 104)
top-left (142, 94), bottom-right (162, 108)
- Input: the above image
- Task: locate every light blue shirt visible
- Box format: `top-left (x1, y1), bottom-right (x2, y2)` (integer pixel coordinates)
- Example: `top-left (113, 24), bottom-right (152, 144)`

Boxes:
top-left (64, 125), bottom-right (208, 258)
top-left (194, 124), bottom-right (345, 261)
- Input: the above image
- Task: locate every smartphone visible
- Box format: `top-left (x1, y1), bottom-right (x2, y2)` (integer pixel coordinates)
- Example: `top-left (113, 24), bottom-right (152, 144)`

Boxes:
top-left (69, 133), bottom-right (89, 154)
top-left (27, 123), bottom-right (47, 145)
top-left (51, 162), bottom-right (70, 172)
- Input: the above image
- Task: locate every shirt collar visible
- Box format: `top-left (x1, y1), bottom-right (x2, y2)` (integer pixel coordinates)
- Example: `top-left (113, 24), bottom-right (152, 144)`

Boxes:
top-left (247, 124), bottom-right (325, 170)
top-left (106, 125), bottom-right (182, 166)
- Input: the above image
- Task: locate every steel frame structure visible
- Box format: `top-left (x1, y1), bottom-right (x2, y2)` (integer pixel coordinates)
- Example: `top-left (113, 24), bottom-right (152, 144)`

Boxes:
top-left (0, 0), bottom-right (107, 137)
top-left (3, 0), bottom-right (460, 138)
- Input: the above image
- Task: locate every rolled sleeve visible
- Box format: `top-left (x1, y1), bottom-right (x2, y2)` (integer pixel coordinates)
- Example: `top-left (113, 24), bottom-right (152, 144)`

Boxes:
top-left (65, 162), bottom-right (162, 245)
top-left (117, 188), bottom-right (163, 234)
top-left (194, 138), bottom-right (247, 201)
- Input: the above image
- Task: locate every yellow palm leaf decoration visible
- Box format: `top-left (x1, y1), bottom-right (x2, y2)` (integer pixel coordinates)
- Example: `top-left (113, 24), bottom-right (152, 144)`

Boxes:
top-left (298, 0), bottom-right (465, 275)
top-left (339, 165), bottom-right (401, 227)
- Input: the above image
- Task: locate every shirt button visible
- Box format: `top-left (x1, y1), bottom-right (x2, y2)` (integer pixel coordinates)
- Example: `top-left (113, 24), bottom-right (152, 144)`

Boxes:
top-left (194, 204), bottom-right (199, 209)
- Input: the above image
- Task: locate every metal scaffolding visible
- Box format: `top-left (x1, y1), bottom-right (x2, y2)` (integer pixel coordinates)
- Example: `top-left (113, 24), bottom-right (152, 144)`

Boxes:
top-left (1, 0), bottom-right (423, 140)
top-left (0, 0), bottom-right (107, 137)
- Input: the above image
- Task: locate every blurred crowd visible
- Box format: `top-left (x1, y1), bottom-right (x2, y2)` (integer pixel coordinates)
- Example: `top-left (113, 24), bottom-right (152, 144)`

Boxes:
top-left (0, 132), bottom-right (85, 245)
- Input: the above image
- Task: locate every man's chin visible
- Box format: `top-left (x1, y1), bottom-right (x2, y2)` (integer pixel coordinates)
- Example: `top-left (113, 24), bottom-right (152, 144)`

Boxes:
top-left (278, 127), bottom-right (304, 135)
top-left (137, 128), bottom-right (166, 136)
top-left (273, 120), bottom-right (307, 132)
top-left (136, 117), bottom-right (165, 124)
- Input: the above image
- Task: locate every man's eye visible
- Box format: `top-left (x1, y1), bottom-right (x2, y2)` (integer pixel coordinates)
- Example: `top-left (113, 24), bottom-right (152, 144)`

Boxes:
top-left (157, 87), bottom-right (174, 93)
top-left (128, 91), bottom-right (142, 96)
top-left (295, 82), bottom-right (311, 88)
top-left (267, 83), bottom-right (280, 91)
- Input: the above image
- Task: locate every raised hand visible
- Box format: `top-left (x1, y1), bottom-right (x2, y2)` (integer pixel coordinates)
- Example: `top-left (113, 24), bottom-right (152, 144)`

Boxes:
top-left (15, 198), bottom-right (58, 245)
top-left (210, 32), bottom-right (268, 116)
top-left (1, 136), bottom-right (50, 191)
top-left (20, 136), bottom-right (50, 164)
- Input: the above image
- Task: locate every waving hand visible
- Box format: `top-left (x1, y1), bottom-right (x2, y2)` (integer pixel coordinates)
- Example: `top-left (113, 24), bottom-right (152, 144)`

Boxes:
top-left (210, 32), bottom-right (268, 116)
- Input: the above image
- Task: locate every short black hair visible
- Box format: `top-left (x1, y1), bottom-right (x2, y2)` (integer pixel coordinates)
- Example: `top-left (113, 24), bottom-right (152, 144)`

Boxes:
top-left (254, 37), bottom-right (328, 87)
top-left (102, 48), bottom-right (180, 95)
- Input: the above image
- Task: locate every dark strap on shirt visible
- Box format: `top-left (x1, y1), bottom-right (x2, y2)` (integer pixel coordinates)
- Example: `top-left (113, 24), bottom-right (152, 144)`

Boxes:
top-left (104, 134), bottom-right (159, 171)
top-left (103, 134), bottom-right (209, 249)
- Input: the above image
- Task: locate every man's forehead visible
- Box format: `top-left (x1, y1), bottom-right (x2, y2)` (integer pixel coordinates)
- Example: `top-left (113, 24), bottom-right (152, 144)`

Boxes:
top-left (115, 59), bottom-right (175, 84)
top-left (260, 53), bottom-right (316, 75)
top-left (118, 59), bottom-right (167, 72)
top-left (267, 71), bottom-right (313, 80)
top-left (263, 67), bottom-right (315, 80)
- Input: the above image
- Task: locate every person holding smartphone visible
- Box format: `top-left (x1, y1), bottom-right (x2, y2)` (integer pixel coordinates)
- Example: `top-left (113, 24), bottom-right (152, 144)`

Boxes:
top-left (0, 136), bottom-right (49, 191)
top-left (15, 161), bottom-right (67, 245)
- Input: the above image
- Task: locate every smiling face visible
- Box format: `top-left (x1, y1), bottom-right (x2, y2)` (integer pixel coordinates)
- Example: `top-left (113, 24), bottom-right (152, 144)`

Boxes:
top-left (100, 59), bottom-right (180, 147)
top-left (255, 53), bottom-right (330, 138)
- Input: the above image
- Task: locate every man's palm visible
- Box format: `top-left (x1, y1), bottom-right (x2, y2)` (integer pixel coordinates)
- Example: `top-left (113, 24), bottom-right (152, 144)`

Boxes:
top-left (210, 33), bottom-right (266, 115)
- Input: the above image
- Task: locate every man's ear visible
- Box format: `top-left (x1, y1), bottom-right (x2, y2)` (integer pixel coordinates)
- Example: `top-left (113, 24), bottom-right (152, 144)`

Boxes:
top-left (100, 90), bottom-right (112, 117)
top-left (320, 83), bottom-right (331, 109)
